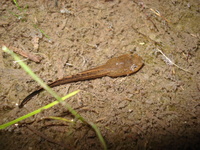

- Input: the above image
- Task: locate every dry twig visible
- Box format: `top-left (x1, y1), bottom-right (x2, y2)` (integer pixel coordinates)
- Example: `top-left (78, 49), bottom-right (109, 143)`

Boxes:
top-left (1, 41), bottom-right (42, 63)
top-left (154, 48), bottom-right (191, 73)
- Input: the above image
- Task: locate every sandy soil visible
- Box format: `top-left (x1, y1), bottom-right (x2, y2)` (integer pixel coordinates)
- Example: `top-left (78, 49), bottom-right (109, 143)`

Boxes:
top-left (0, 0), bottom-right (200, 149)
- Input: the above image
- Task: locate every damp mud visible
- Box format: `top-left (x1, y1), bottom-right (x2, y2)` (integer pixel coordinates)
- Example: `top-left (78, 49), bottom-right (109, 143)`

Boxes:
top-left (0, 0), bottom-right (200, 149)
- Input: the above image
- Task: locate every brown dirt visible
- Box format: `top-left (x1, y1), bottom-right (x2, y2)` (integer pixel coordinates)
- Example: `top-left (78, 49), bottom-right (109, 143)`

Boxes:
top-left (0, 0), bottom-right (200, 150)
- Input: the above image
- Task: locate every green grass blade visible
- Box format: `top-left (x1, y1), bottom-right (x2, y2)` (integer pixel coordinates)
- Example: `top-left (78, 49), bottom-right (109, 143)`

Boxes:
top-left (0, 90), bottom-right (79, 129)
top-left (33, 24), bottom-right (51, 40)
top-left (90, 123), bottom-right (107, 150)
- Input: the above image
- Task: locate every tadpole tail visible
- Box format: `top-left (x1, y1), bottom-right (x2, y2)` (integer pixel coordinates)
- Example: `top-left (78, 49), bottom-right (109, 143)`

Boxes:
top-left (19, 68), bottom-right (107, 108)
top-left (18, 88), bottom-right (44, 108)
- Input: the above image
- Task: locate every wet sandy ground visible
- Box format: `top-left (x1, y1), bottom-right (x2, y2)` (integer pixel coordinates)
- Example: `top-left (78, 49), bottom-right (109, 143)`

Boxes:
top-left (0, 0), bottom-right (200, 149)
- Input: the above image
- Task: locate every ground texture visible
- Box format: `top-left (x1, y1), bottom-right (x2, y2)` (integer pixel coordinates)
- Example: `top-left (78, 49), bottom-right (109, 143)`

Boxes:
top-left (0, 0), bottom-right (200, 149)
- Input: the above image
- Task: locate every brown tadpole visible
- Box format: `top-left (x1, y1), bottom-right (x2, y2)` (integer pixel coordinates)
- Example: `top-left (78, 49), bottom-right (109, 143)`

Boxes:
top-left (19, 54), bottom-right (144, 108)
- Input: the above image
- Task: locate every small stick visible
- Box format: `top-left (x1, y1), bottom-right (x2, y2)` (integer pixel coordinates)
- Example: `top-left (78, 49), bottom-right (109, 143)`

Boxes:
top-left (1, 41), bottom-right (42, 63)
top-left (155, 48), bottom-right (191, 73)
top-left (150, 8), bottom-right (171, 23)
